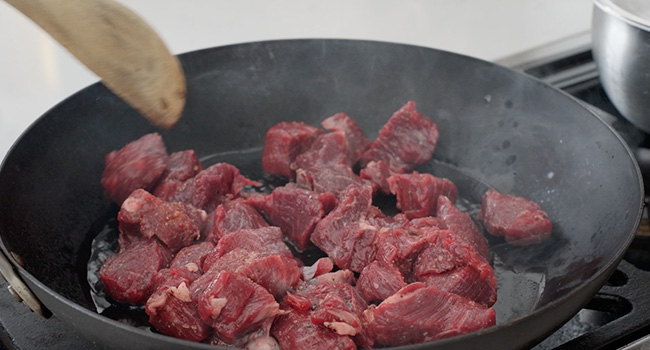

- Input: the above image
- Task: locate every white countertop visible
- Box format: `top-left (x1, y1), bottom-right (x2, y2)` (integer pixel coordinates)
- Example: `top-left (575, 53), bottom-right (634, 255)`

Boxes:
top-left (0, 0), bottom-right (594, 162)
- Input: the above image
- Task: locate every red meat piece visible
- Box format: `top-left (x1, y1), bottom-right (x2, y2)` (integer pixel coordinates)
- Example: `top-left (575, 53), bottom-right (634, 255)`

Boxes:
top-left (296, 163), bottom-right (371, 199)
top-left (356, 260), bottom-right (406, 304)
top-left (388, 171), bottom-right (458, 219)
top-left (321, 112), bottom-right (371, 165)
top-left (257, 183), bottom-right (324, 251)
top-left (479, 188), bottom-right (552, 246)
top-left (365, 283), bottom-right (496, 347)
top-left (169, 242), bottom-right (215, 279)
top-left (101, 133), bottom-right (168, 204)
top-left (262, 121), bottom-right (324, 179)
top-left (292, 131), bottom-right (350, 170)
top-left (212, 226), bottom-right (293, 260)
top-left (310, 294), bottom-right (363, 336)
top-left (272, 309), bottom-right (357, 350)
top-left (360, 101), bottom-right (439, 172)
top-left (140, 201), bottom-right (207, 252)
top-left (152, 150), bottom-right (203, 198)
top-left (203, 199), bottom-right (268, 243)
top-left (145, 270), bottom-right (209, 342)
top-left (412, 229), bottom-right (496, 307)
top-left (118, 189), bottom-right (207, 252)
top-left (99, 238), bottom-right (172, 305)
top-left (293, 282), bottom-right (367, 318)
top-left (437, 195), bottom-right (490, 261)
top-left (157, 163), bottom-right (259, 212)
top-left (359, 160), bottom-right (393, 194)
top-left (302, 257), bottom-right (335, 281)
top-left (159, 150), bottom-right (203, 182)
top-left (205, 249), bottom-right (301, 299)
top-left (310, 184), bottom-right (378, 272)
top-left (193, 271), bottom-right (280, 343)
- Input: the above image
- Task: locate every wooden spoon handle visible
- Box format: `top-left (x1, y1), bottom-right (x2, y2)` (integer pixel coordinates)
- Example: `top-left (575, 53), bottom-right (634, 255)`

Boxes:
top-left (6, 0), bottom-right (186, 128)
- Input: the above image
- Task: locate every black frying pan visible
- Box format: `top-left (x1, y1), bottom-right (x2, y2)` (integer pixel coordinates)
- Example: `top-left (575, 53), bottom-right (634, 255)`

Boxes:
top-left (0, 40), bottom-right (643, 350)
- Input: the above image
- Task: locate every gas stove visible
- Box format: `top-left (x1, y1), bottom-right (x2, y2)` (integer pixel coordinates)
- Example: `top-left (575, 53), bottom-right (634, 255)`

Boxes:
top-left (1, 47), bottom-right (649, 350)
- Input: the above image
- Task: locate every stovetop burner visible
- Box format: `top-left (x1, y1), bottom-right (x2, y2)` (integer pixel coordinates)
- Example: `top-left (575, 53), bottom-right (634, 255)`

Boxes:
top-left (1, 48), bottom-right (649, 350)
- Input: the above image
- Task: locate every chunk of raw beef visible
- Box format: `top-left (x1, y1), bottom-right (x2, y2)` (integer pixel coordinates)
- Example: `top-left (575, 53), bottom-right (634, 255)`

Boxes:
top-left (100, 238), bottom-right (172, 304)
top-left (193, 270), bottom-right (281, 343)
top-left (387, 171), bottom-right (458, 219)
top-left (292, 131), bottom-right (350, 170)
top-left (256, 183), bottom-right (324, 251)
top-left (118, 189), bottom-right (207, 252)
top-left (202, 199), bottom-right (269, 243)
top-left (356, 259), bottom-right (406, 304)
top-left (101, 133), bottom-right (168, 204)
top-left (205, 249), bottom-right (301, 299)
top-left (262, 121), bottom-right (324, 179)
top-left (360, 101), bottom-right (439, 173)
top-left (272, 308), bottom-right (357, 350)
top-left (437, 195), bottom-right (490, 261)
top-left (157, 163), bottom-right (259, 212)
top-left (412, 229), bottom-right (496, 307)
top-left (364, 283), bottom-right (496, 347)
top-left (479, 188), bottom-right (552, 246)
top-left (359, 160), bottom-right (393, 194)
top-left (296, 163), bottom-right (371, 199)
top-left (159, 150), bottom-right (203, 182)
top-left (310, 184), bottom-right (378, 272)
top-left (145, 269), bottom-right (209, 342)
top-left (302, 257), bottom-right (335, 281)
top-left (169, 242), bottom-right (215, 279)
top-left (310, 294), bottom-right (363, 336)
top-left (212, 226), bottom-right (293, 260)
top-left (321, 112), bottom-right (371, 165)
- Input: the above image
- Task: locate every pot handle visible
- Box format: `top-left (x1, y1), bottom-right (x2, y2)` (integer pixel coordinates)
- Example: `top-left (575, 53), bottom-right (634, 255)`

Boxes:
top-left (0, 250), bottom-right (48, 318)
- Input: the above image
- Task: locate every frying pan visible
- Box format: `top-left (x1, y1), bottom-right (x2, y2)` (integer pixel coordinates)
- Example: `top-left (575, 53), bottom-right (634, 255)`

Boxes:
top-left (0, 39), bottom-right (643, 350)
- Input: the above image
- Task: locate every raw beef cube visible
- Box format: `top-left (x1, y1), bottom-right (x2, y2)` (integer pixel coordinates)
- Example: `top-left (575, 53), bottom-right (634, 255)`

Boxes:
top-left (152, 150), bottom-right (203, 198)
top-left (310, 294), bottom-right (363, 336)
top-left (479, 188), bottom-right (552, 246)
top-left (359, 160), bottom-right (393, 194)
top-left (258, 183), bottom-right (324, 251)
top-left (302, 257), bottom-right (335, 281)
top-left (357, 260), bottom-right (406, 304)
top-left (101, 133), bottom-right (168, 204)
top-left (292, 131), bottom-right (350, 170)
top-left (311, 269), bottom-right (356, 286)
top-left (365, 283), bottom-right (496, 347)
top-left (360, 101), bottom-right (439, 172)
top-left (203, 249), bottom-right (301, 299)
top-left (145, 270), bottom-right (209, 342)
top-left (214, 226), bottom-right (292, 259)
top-left (310, 184), bottom-right (378, 272)
top-left (420, 266), bottom-right (497, 309)
top-left (203, 199), bottom-right (269, 243)
top-left (194, 271), bottom-right (280, 343)
top-left (374, 228), bottom-right (430, 279)
top-left (295, 282), bottom-right (367, 318)
top-left (262, 121), bottom-right (324, 179)
top-left (388, 171), bottom-right (458, 219)
top-left (118, 189), bottom-right (208, 252)
top-left (272, 309), bottom-right (357, 350)
top-left (412, 229), bottom-right (496, 307)
top-left (437, 195), bottom-right (490, 261)
top-left (296, 163), bottom-right (371, 199)
top-left (159, 150), bottom-right (203, 182)
top-left (170, 242), bottom-right (215, 278)
top-left (159, 163), bottom-right (259, 212)
top-left (406, 216), bottom-right (447, 232)
top-left (140, 200), bottom-right (207, 252)
top-left (321, 112), bottom-right (371, 165)
top-left (117, 189), bottom-right (157, 239)
top-left (99, 238), bottom-right (172, 305)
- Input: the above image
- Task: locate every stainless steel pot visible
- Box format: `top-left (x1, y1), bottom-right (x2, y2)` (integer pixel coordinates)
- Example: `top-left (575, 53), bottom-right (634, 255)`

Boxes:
top-left (593, 0), bottom-right (650, 133)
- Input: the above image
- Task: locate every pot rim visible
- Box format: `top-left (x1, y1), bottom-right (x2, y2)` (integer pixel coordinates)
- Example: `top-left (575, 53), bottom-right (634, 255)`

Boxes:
top-left (594, 0), bottom-right (650, 31)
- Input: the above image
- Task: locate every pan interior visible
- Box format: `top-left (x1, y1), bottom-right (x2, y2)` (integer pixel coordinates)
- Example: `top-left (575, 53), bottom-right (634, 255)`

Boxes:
top-left (0, 39), bottom-right (642, 341)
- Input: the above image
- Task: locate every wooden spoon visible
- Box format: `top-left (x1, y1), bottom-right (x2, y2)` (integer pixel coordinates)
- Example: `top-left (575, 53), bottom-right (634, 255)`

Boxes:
top-left (6, 0), bottom-right (186, 128)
